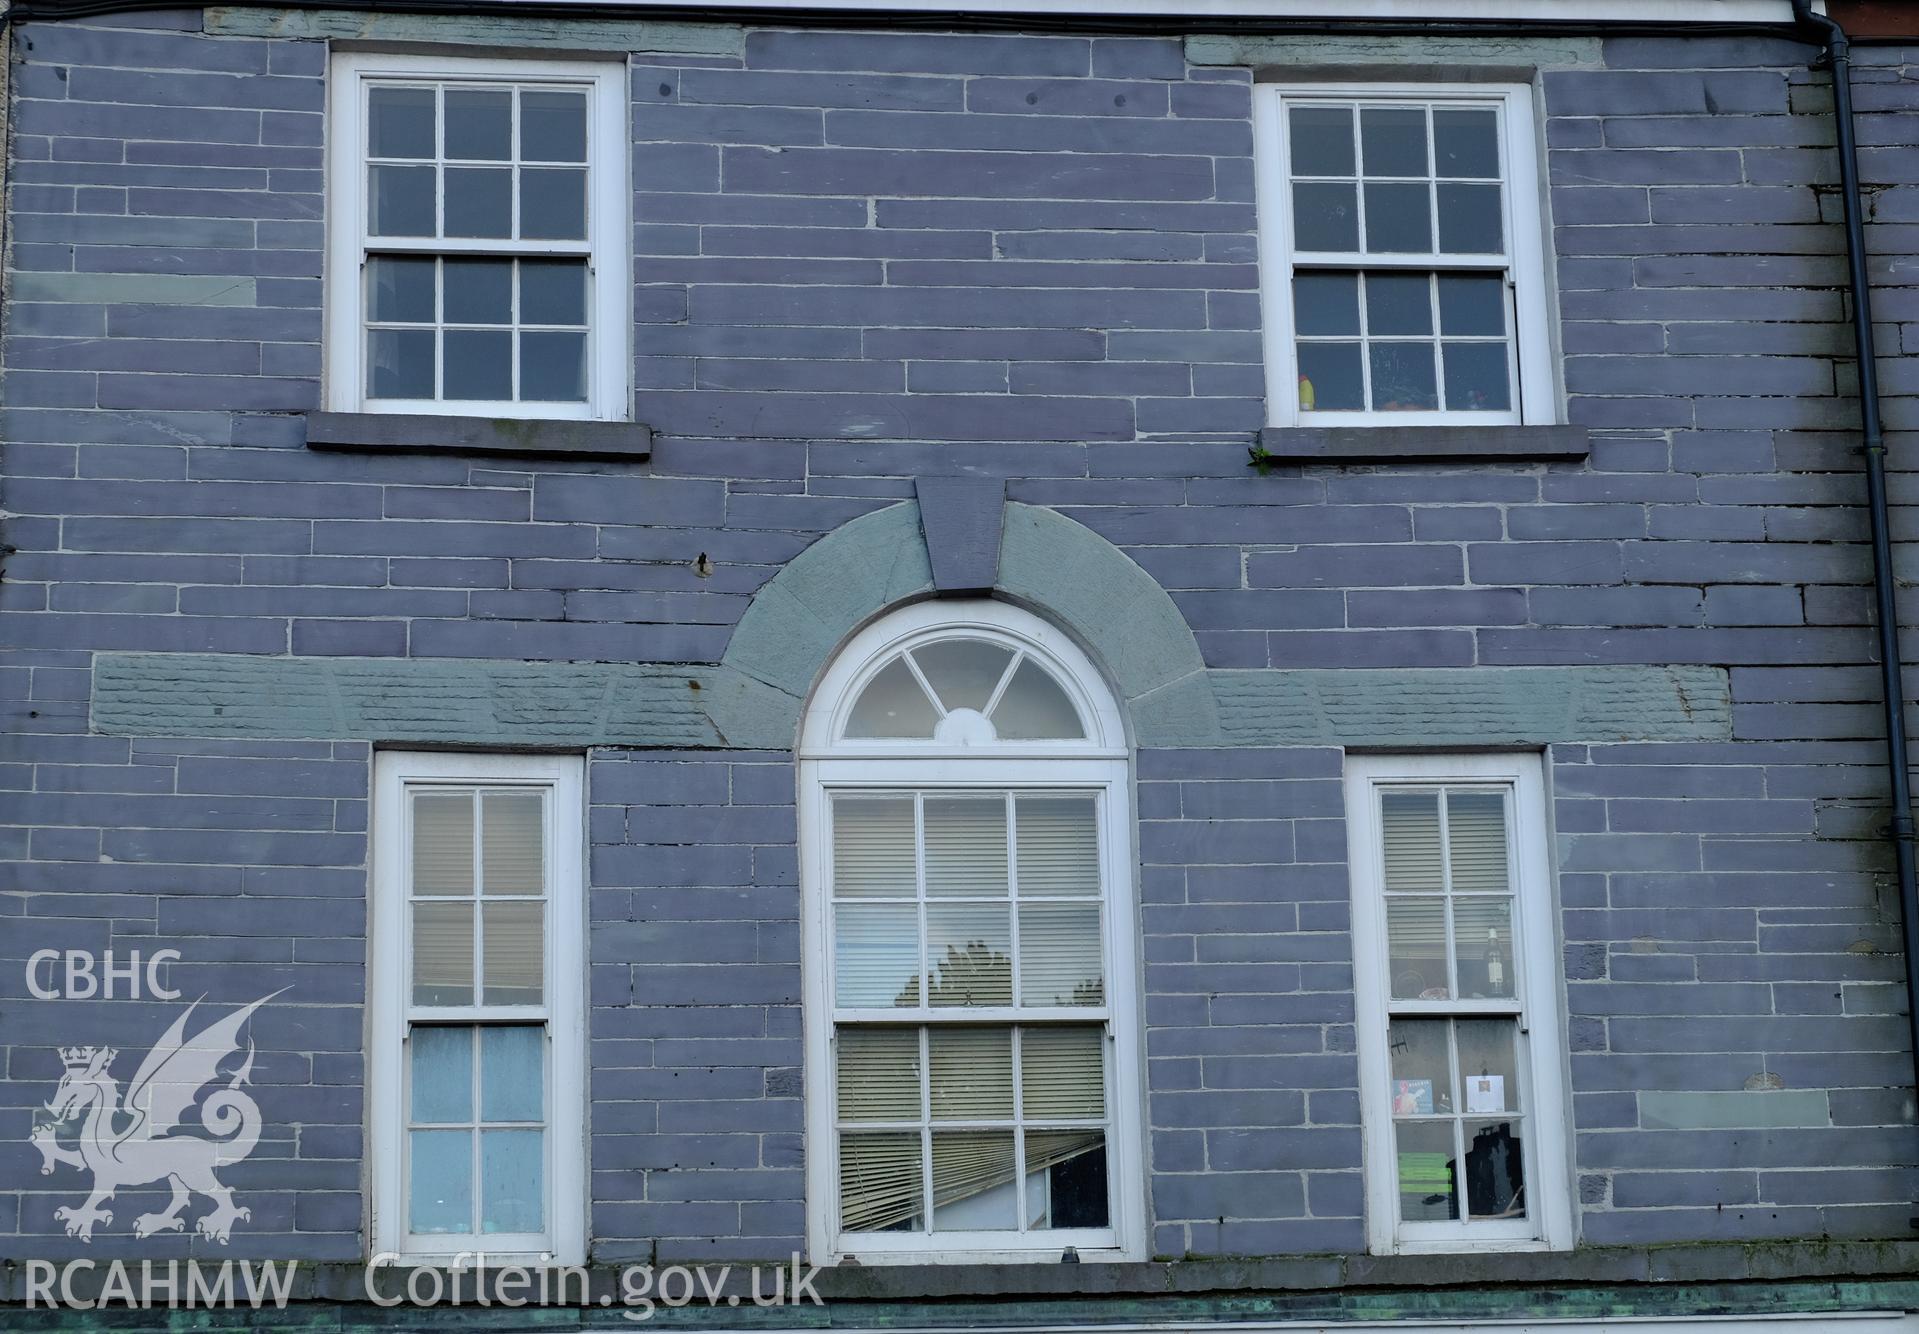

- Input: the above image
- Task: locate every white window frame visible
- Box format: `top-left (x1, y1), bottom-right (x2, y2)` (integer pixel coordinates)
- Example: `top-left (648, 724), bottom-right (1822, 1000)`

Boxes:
top-left (799, 600), bottom-right (1147, 1265)
top-left (1254, 82), bottom-right (1554, 428)
top-left (326, 52), bottom-right (631, 421)
top-left (368, 750), bottom-right (587, 1264)
top-left (1344, 751), bottom-right (1574, 1255)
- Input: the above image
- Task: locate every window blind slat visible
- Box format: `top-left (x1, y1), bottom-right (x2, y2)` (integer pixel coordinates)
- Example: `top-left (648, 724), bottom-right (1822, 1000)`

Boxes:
top-left (1017, 903), bottom-right (1104, 1007)
top-left (833, 797), bottom-right (917, 898)
top-left (413, 790), bottom-right (475, 896)
top-left (929, 1028), bottom-right (1013, 1120)
top-left (1015, 796), bottom-right (1099, 897)
top-left (1381, 790), bottom-right (1443, 892)
top-left (840, 1132), bottom-right (923, 1232)
top-left (924, 797), bottom-right (1009, 898)
top-left (481, 790), bottom-right (544, 895)
top-left (837, 1028), bottom-right (921, 1122)
top-left (1446, 790), bottom-right (1510, 894)
top-left (1020, 1026), bottom-right (1105, 1119)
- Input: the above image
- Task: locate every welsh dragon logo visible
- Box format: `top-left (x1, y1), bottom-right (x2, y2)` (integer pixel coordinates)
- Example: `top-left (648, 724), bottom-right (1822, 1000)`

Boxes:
top-left (31, 993), bottom-right (281, 1244)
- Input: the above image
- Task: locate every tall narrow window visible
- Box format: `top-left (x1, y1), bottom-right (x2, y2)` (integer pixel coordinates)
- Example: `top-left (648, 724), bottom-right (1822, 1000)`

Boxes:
top-left (801, 602), bottom-right (1145, 1264)
top-left (1255, 84), bottom-right (1553, 427)
top-left (327, 53), bottom-right (629, 420)
top-left (1345, 753), bottom-right (1572, 1254)
top-left (370, 752), bottom-right (585, 1263)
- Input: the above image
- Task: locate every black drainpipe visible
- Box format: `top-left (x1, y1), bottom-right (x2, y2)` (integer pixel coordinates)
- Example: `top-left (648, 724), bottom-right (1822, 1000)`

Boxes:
top-left (1788, 0), bottom-right (1919, 1103)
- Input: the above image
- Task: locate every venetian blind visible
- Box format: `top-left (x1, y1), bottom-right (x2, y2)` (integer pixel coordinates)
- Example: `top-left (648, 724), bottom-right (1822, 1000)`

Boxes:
top-left (833, 797), bottom-right (916, 898)
top-left (1446, 791), bottom-right (1510, 893)
top-left (1015, 797), bottom-right (1099, 896)
top-left (413, 790), bottom-right (474, 895)
top-left (924, 797), bottom-right (1008, 897)
top-left (1381, 791), bottom-right (1443, 892)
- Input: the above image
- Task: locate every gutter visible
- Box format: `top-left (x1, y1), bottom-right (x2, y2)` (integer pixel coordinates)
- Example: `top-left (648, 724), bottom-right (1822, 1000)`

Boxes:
top-left (1788, 0), bottom-right (1919, 1113)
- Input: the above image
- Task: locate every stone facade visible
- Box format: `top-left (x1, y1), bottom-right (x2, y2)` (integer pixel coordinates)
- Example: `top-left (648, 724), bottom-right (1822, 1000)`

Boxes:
top-left (4, 3), bottom-right (1919, 1321)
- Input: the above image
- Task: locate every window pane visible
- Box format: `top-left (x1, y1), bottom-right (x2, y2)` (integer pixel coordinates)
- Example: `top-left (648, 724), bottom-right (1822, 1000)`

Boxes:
top-left (1455, 1019), bottom-right (1519, 1116)
top-left (925, 902), bottom-right (1012, 1007)
top-left (845, 656), bottom-right (940, 739)
top-left (443, 258), bottom-right (513, 326)
top-left (833, 797), bottom-right (916, 898)
top-left (841, 1132), bottom-right (922, 1232)
top-left (1448, 790), bottom-right (1511, 892)
top-left (411, 1025), bottom-right (474, 1124)
top-left (1463, 1119), bottom-right (1525, 1219)
top-left (924, 797), bottom-right (1008, 898)
top-left (931, 1131), bottom-right (1017, 1230)
top-left (368, 256), bottom-right (436, 323)
top-left (929, 1028), bottom-right (1013, 1120)
top-left (1388, 1018), bottom-right (1450, 1117)
top-left (1361, 106), bottom-right (1428, 177)
top-left (1292, 182), bottom-right (1358, 252)
top-left (480, 1128), bottom-right (544, 1233)
top-left (1015, 796), bottom-right (1099, 897)
top-left (444, 167), bottom-right (512, 239)
top-left (409, 1128), bottom-right (473, 1233)
top-left (910, 640), bottom-right (1013, 715)
top-left (413, 901), bottom-right (474, 1005)
top-left (835, 903), bottom-right (921, 1007)
top-left (1363, 182), bottom-right (1431, 253)
top-left (1437, 274), bottom-right (1506, 336)
top-left (1386, 897), bottom-right (1447, 1001)
top-left (1438, 182), bottom-right (1504, 254)
top-left (520, 332), bottom-right (587, 402)
top-left (481, 899), bottom-right (543, 1005)
top-left (481, 1026), bottom-right (545, 1122)
top-left (444, 89), bottom-right (511, 161)
top-left (481, 790), bottom-right (544, 895)
top-left (1020, 1026), bottom-right (1105, 1119)
top-left (1443, 343), bottom-right (1512, 413)
top-left (521, 259), bottom-right (589, 326)
top-left (1296, 342), bottom-right (1363, 412)
top-left (521, 167), bottom-right (587, 241)
top-left (1288, 105), bottom-right (1354, 177)
top-left (1381, 791), bottom-right (1442, 891)
top-left (370, 328), bottom-right (436, 399)
top-left (990, 659), bottom-right (1085, 741)
top-left (522, 90), bottom-right (588, 163)
top-left (1369, 342), bottom-right (1438, 411)
top-left (443, 329), bottom-right (512, 401)
top-left (1395, 1119), bottom-right (1459, 1222)
top-left (1364, 272), bottom-right (1433, 337)
top-left (1293, 272), bottom-right (1360, 337)
top-left (1435, 108), bottom-right (1500, 178)
top-left (1026, 1131), bottom-right (1108, 1228)
top-left (369, 164), bottom-right (435, 237)
top-left (1019, 902), bottom-right (1103, 1007)
top-left (837, 1028), bottom-right (921, 1122)
top-left (369, 85), bottom-right (435, 159)
top-left (1454, 896), bottom-right (1515, 1000)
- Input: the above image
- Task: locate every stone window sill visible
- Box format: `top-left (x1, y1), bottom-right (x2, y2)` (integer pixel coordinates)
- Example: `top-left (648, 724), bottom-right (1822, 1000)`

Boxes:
top-left (303, 411), bottom-right (652, 461)
top-left (1256, 424), bottom-right (1589, 464)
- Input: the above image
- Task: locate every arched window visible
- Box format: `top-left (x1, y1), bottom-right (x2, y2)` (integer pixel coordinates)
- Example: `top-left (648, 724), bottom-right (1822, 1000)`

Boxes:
top-left (800, 601), bottom-right (1143, 1264)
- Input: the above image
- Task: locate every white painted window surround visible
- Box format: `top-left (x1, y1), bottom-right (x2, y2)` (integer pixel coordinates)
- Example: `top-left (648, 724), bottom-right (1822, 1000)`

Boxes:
top-left (369, 751), bottom-right (587, 1265)
top-left (326, 52), bottom-right (630, 421)
top-left (800, 601), bottom-right (1147, 1265)
top-left (1255, 83), bottom-right (1554, 428)
top-left (1345, 752), bottom-right (1574, 1255)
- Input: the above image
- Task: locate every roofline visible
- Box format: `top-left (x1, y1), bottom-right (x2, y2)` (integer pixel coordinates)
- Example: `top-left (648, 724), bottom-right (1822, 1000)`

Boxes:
top-left (7, 0), bottom-right (1816, 30)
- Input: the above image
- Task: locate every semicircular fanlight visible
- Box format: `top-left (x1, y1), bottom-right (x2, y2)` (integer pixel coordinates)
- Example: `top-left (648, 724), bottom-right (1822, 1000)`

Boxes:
top-left (841, 637), bottom-right (1087, 742)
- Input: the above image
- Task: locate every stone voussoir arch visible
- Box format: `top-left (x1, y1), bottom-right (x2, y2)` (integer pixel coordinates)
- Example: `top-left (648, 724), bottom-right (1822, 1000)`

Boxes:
top-left (718, 496), bottom-right (1221, 749)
